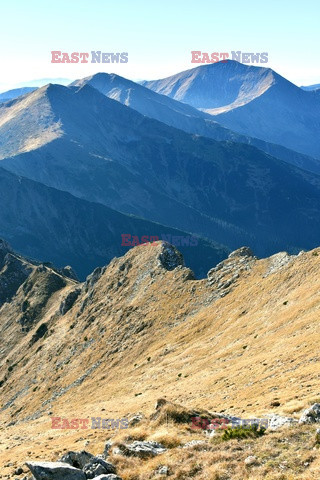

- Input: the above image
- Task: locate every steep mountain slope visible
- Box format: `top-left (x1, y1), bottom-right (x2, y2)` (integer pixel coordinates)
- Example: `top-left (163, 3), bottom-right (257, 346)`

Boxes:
top-left (72, 72), bottom-right (320, 175)
top-left (1, 241), bottom-right (320, 473)
top-left (1, 84), bottom-right (320, 258)
top-left (0, 168), bottom-right (227, 279)
top-left (142, 61), bottom-right (320, 159)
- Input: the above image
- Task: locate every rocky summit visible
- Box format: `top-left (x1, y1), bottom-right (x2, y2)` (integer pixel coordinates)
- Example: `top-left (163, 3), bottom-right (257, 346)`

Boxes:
top-left (0, 240), bottom-right (320, 479)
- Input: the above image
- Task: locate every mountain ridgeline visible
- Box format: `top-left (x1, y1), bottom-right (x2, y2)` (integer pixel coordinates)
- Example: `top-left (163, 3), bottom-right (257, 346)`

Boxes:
top-left (0, 62), bottom-right (319, 278)
top-left (142, 60), bottom-right (320, 160)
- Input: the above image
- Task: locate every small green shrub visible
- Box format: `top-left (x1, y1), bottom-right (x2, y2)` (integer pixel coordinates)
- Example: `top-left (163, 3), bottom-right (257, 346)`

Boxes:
top-left (222, 424), bottom-right (266, 441)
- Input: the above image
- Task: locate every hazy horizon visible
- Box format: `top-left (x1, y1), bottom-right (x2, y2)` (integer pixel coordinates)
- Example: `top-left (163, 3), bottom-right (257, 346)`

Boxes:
top-left (0, 0), bottom-right (319, 92)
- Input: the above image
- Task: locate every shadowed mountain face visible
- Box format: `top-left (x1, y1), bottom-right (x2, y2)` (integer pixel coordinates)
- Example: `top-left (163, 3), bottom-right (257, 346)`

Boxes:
top-left (142, 61), bottom-right (320, 159)
top-left (1, 83), bottom-right (320, 261)
top-left (0, 167), bottom-right (227, 279)
top-left (72, 72), bottom-right (320, 175)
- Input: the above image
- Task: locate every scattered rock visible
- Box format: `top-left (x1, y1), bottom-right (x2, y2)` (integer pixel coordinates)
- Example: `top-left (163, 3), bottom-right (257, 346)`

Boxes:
top-left (116, 441), bottom-right (166, 458)
top-left (14, 467), bottom-right (24, 475)
top-left (103, 441), bottom-right (113, 456)
top-left (299, 404), bottom-right (320, 424)
top-left (60, 288), bottom-right (81, 315)
top-left (26, 461), bottom-right (85, 480)
top-left (128, 413), bottom-right (144, 427)
top-left (60, 450), bottom-right (94, 469)
top-left (155, 465), bottom-right (169, 475)
top-left (228, 247), bottom-right (254, 259)
top-left (267, 414), bottom-right (298, 430)
top-left (207, 247), bottom-right (256, 297)
top-left (60, 265), bottom-right (79, 281)
top-left (92, 476), bottom-right (122, 480)
top-left (84, 266), bottom-right (106, 293)
top-left (182, 440), bottom-right (207, 448)
top-left (244, 455), bottom-right (257, 466)
top-left (83, 458), bottom-right (116, 479)
top-left (263, 252), bottom-right (293, 277)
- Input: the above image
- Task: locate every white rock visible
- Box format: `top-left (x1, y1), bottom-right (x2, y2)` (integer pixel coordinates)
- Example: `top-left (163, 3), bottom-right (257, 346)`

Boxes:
top-left (299, 403), bottom-right (320, 424)
top-left (244, 455), bottom-right (257, 466)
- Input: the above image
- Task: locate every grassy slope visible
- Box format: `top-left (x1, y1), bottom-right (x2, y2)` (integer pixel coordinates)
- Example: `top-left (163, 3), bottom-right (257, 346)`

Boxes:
top-left (0, 243), bottom-right (320, 477)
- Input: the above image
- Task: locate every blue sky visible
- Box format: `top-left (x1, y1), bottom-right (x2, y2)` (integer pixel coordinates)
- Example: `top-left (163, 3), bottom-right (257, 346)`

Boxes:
top-left (0, 0), bottom-right (319, 91)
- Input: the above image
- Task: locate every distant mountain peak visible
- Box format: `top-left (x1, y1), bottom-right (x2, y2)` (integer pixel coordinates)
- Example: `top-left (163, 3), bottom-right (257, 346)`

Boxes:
top-left (142, 62), bottom-right (320, 159)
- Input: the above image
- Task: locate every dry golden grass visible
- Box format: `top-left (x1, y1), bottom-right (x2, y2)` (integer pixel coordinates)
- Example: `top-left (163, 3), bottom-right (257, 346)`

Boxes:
top-left (106, 418), bottom-right (320, 480)
top-left (0, 243), bottom-right (320, 478)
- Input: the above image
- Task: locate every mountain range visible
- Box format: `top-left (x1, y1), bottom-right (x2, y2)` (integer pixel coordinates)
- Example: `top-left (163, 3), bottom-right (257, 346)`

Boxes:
top-left (72, 72), bottom-right (320, 175)
top-left (0, 61), bottom-right (319, 278)
top-left (142, 60), bottom-right (320, 159)
top-left (0, 61), bottom-right (320, 479)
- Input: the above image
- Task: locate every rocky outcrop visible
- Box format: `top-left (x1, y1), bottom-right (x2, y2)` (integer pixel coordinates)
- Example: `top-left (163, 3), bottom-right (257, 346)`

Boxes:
top-left (158, 242), bottom-right (184, 271)
top-left (60, 288), bottom-right (81, 315)
top-left (299, 403), bottom-right (320, 424)
top-left (267, 414), bottom-right (298, 430)
top-left (114, 441), bottom-right (166, 458)
top-left (61, 265), bottom-right (79, 281)
top-left (263, 251), bottom-right (293, 277)
top-left (207, 246), bottom-right (256, 297)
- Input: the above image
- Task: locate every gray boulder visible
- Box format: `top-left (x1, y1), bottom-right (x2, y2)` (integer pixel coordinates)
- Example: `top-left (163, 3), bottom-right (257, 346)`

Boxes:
top-left (267, 414), bottom-right (298, 430)
top-left (60, 451), bottom-right (94, 469)
top-left (115, 441), bottom-right (166, 458)
top-left (26, 461), bottom-right (86, 480)
top-left (83, 458), bottom-right (116, 479)
top-left (299, 403), bottom-right (320, 424)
